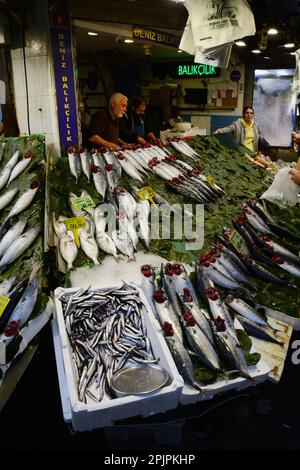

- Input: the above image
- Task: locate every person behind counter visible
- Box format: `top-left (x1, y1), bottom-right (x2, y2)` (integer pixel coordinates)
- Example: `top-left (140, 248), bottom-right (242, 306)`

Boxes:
top-left (120, 96), bottom-right (157, 144)
top-left (88, 92), bottom-right (129, 151)
top-left (213, 106), bottom-right (267, 153)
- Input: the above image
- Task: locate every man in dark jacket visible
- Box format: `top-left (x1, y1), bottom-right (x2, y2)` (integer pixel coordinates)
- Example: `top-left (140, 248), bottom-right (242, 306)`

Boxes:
top-left (120, 96), bottom-right (157, 144)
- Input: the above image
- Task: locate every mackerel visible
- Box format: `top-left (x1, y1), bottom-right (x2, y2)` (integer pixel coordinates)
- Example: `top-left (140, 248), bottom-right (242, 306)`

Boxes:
top-left (0, 188), bottom-right (18, 211)
top-left (0, 219), bottom-right (27, 258)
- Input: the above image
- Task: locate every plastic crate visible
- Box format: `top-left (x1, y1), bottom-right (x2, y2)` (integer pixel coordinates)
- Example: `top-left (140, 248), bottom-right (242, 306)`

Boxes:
top-left (52, 285), bottom-right (184, 431)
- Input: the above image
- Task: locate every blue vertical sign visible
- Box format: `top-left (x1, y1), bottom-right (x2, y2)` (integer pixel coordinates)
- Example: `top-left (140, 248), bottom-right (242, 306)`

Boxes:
top-left (51, 27), bottom-right (78, 147)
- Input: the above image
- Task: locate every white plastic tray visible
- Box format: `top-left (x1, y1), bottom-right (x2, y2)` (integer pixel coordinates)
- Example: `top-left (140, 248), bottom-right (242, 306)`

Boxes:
top-left (255, 303), bottom-right (300, 331)
top-left (52, 285), bottom-right (184, 431)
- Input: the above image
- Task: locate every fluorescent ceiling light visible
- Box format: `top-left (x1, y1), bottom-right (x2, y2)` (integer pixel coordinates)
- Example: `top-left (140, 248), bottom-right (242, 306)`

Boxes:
top-left (267, 28), bottom-right (278, 35)
top-left (177, 49), bottom-right (183, 53)
top-left (290, 52), bottom-right (296, 55)
top-left (124, 39), bottom-right (134, 43)
top-left (284, 43), bottom-right (295, 48)
top-left (264, 56), bottom-right (271, 59)
top-left (235, 41), bottom-right (246, 47)
top-left (88, 31), bottom-right (98, 36)
top-left (251, 49), bottom-right (261, 54)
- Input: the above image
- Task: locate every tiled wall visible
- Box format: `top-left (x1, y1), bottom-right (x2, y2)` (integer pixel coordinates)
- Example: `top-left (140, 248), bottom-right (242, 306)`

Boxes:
top-left (10, 0), bottom-right (60, 155)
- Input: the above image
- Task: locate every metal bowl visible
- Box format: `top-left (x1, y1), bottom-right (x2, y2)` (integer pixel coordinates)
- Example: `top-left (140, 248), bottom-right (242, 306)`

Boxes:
top-left (110, 364), bottom-right (170, 398)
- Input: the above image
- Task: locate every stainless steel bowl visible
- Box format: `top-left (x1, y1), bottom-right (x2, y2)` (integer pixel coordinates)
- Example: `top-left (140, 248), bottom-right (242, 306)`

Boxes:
top-left (110, 364), bottom-right (170, 398)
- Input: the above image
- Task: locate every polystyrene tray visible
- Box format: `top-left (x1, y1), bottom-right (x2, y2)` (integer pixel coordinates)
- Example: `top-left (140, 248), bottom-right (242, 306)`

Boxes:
top-left (255, 303), bottom-right (300, 331)
top-left (52, 285), bottom-right (184, 431)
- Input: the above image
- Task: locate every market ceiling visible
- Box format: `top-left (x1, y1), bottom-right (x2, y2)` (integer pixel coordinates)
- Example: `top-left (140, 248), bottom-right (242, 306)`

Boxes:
top-left (69, 0), bottom-right (300, 69)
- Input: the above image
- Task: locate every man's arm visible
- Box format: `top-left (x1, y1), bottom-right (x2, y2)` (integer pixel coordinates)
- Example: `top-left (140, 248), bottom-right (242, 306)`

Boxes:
top-left (89, 134), bottom-right (119, 151)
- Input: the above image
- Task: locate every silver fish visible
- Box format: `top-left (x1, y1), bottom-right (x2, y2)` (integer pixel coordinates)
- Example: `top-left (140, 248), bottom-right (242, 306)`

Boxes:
top-left (67, 148), bottom-right (81, 182)
top-left (0, 188), bottom-right (19, 211)
top-left (0, 227), bottom-right (39, 272)
top-left (6, 152), bottom-right (33, 187)
top-left (0, 150), bottom-right (19, 190)
top-left (0, 219), bottom-right (27, 258)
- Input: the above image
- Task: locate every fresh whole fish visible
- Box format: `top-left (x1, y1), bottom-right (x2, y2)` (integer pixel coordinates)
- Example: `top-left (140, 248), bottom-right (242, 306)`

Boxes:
top-left (80, 149), bottom-right (92, 182)
top-left (67, 147), bottom-right (81, 182)
top-left (235, 314), bottom-right (283, 345)
top-left (141, 265), bottom-right (159, 318)
top-left (165, 335), bottom-right (202, 391)
top-left (0, 227), bottom-right (39, 272)
top-left (223, 294), bottom-right (275, 330)
top-left (152, 288), bottom-right (183, 341)
top-left (0, 150), bottom-right (19, 190)
top-left (91, 165), bottom-right (107, 199)
top-left (0, 219), bottom-right (27, 258)
top-left (0, 277), bottom-right (38, 364)
top-left (78, 227), bottom-right (99, 265)
top-left (0, 188), bottom-right (18, 211)
top-left (0, 280), bottom-right (28, 333)
top-left (1, 181), bottom-right (39, 228)
top-left (103, 150), bottom-right (122, 178)
top-left (115, 154), bottom-right (143, 182)
top-left (60, 230), bottom-right (78, 270)
top-left (0, 276), bottom-right (16, 296)
top-left (6, 151), bottom-right (33, 187)
top-left (96, 232), bottom-right (118, 259)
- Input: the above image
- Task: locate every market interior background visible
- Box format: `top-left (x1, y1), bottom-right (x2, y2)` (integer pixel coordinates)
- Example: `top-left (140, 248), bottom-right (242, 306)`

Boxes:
top-left (0, 0), bottom-right (300, 451)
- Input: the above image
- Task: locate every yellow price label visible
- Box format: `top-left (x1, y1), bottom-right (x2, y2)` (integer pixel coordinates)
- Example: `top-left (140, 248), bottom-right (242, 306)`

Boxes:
top-left (136, 186), bottom-right (157, 205)
top-left (70, 195), bottom-right (95, 215)
top-left (0, 295), bottom-right (10, 317)
top-left (206, 175), bottom-right (216, 187)
top-left (229, 229), bottom-right (247, 254)
top-left (63, 217), bottom-right (86, 247)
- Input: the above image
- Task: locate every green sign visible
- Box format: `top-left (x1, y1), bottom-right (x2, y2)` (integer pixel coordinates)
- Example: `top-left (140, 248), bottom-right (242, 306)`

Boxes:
top-left (177, 64), bottom-right (220, 78)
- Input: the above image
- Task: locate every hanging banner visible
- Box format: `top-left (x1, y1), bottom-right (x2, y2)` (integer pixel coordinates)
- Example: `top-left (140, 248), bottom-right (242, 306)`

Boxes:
top-left (51, 27), bottom-right (78, 147)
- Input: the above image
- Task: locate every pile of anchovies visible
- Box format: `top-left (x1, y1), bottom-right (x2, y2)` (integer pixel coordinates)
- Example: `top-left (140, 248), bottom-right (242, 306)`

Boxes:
top-left (58, 283), bottom-right (158, 404)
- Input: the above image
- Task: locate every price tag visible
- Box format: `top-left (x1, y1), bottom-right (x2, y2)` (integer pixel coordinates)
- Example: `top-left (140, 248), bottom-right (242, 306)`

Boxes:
top-left (136, 186), bottom-right (157, 205)
top-left (70, 195), bottom-right (95, 215)
top-left (206, 175), bottom-right (216, 187)
top-left (63, 216), bottom-right (86, 247)
top-left (229, 229), bottom-right (247, 254)
top-left (0, 295), bottom-right (10, 317)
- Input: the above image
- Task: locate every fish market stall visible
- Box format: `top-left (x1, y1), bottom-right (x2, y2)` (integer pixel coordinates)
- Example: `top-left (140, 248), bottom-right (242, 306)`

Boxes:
top-left (48, 135), bottom-right (299, 429)
top-left (0, 135), bottom-right (53, 398)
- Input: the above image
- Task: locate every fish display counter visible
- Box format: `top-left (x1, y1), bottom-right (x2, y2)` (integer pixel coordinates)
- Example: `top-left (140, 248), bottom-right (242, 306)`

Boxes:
top-left (0, 135), bottom-right (53, 393)
top-left (47, 135), bottom-right (299, 428)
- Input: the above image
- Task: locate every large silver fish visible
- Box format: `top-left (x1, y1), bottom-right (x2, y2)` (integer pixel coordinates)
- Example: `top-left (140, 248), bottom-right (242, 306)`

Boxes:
top-left (0, 219), bottom-right (27, 258)
top-left (0, 277), bottom-right (38, 364)
top-left (1, 181), bottom-right (38, 227)
top-left (6, 152), bottom-right (33, 187)
top-left (0, 188), bottom-right (19, 211)
top-left (0, 150), bottom-right (19, 190)
top-left (0, 227), bottom-right (39, 272)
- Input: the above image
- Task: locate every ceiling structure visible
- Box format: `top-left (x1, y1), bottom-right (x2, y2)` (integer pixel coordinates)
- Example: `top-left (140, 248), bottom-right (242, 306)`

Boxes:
top-left (70, 0), bottom-right (300, 69)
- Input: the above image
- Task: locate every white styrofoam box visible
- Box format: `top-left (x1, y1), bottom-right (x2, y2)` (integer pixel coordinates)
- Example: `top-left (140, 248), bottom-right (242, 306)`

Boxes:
top-left (250, 315), bottom-right (293, 383)
top-left (256, 303), bottom-right (300, 331)
top-left (52, 285), bottom-right (184, 432)
top-left (159, 127), bottom-right (206, 142)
